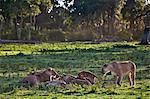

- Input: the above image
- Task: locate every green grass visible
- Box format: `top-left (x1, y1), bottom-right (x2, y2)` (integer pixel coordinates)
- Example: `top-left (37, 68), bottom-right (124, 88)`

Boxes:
top-left (0, 42), bottom-right (150, 98)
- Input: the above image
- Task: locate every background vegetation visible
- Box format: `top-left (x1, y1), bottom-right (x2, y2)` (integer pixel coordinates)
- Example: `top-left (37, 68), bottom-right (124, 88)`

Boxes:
top-left (0, 0), bottom-right (150, 42)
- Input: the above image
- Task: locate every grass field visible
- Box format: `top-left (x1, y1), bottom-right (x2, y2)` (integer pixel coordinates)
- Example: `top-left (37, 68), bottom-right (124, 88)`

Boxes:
top-left (0, 42), bottom-right (150, 99)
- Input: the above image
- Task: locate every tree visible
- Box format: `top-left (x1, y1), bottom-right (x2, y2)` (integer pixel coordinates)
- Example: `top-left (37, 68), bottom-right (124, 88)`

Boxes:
top-left (0, 15), bottom-right (4, 39)
top-left (0, 0), bottom-right (52, 40)
top-left (139, 4), bottom-right (150, 44)
top-left (140, 27), bottom-right (150, 44)
top-left (121, 0), bottom-right (150, 44)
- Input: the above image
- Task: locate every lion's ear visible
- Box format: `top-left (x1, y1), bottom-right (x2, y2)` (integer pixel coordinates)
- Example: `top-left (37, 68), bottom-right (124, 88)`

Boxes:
top-left (62, 73), bottom-right (66, 76)
top-left (47, 68), bottom-right (53, 71)
top-left (103, 64), bottom-right (107, 67)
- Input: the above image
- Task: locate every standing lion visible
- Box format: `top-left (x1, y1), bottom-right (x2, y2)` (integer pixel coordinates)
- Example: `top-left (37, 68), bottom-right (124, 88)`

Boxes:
top-left (102, 61), bottom-right (136, 86)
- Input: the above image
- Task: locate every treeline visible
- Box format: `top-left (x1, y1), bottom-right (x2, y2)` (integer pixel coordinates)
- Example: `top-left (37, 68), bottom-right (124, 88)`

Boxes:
top-left (0, 0), bottom-right (150, 42)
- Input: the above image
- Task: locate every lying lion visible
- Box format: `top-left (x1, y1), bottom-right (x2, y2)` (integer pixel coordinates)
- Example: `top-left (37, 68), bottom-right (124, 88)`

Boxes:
top-left (102, 61), bottom-right (136, 86)
top-left (58, 74), bottom-right (92, 85)
top-left (58, 74), bottom-right (77, 84)
top-left (21, 68), bottom-right (60, 86)
top-left (70, 79), bottom-right (92, 85)
top-left (46, 80), bottom-right (67, 87)
top-left (77, 71), bottom-right (98, 84)
top-left (21, 75), bottom-right (39, 86)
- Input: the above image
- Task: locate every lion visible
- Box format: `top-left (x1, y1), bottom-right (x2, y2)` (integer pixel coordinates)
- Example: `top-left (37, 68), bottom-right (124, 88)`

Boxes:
top-left (46, 80), bottom-right (67, 87)
top-left (102, 61), bottom-right (136, 86)
top-left (77, 71), bottom-right (98, 84)
top-left (21, 68), bottom-right (60, 86)
top-left (57, 74), bottom-right (92, 85)
top-left (36, 68), bottom-right (60, 82)
top-left (21, 75), bottom-right (39, 87)
top-left (27, 71), bottom-right (41, 76)
top-left (57, 74), bottom-right (77, 84)
top-left (70, 79), bottom-right (92, 85)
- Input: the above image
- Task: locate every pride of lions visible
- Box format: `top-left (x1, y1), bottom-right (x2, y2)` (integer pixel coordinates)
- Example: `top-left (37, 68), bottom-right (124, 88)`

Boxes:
top-left (20, 61), bottom-right (136, 87)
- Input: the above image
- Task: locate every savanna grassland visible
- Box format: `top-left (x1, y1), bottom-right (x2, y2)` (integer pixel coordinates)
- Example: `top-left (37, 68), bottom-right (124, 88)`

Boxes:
top-left (0, 42), bottom-right (150, 99)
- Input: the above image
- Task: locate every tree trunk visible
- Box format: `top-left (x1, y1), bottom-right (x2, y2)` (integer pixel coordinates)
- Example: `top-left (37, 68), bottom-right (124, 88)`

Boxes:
top-left (102, 14), bottom-right (106, 34)
top-left (108, 14), bottom-right (110, 34)
top-left (139, 13), bottom-right (150, 45)
top-left (108, 11), bottom-right (115, 34)
top-left (139, 27), bottom-right (150, 45)
top-left (16, 14), bottom-right (23, 40)
top-left (110, 16), bottom-right (115, 34)
top-left (129, 21), bottom-right (134, 41)
top-left (28, 12), bottom-right (32, 40)
top-left (33, 15), bottom-right (36, 30)
top-left (0, 22), bottom-right (2, 40)
top-left (14, 17), bottom-right (17, 36)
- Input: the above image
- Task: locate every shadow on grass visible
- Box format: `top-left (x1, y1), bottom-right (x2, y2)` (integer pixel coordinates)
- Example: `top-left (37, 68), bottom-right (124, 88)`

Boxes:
top-left (112, 44), bottom-right (137, 49)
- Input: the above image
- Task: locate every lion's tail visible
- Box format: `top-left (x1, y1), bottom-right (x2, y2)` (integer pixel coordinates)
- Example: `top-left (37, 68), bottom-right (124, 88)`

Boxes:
top-left (129, 61), bottom-right (136, 86)
top-left (129, 61), bottom-right (136, 74)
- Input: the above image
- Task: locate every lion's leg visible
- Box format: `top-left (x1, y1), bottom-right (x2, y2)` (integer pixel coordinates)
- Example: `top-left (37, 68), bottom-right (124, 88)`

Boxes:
top-left (50, 76), bottom-right (53, 81)
top-left (131, 72), bottom-right (135, 86)
top-left (128, 72), bottom-right (135, 86)
top-left (117, 76), bottom-right (123, 86)
top-left (128, 72), bottom-right (132, 86)
top-left (113, 75), bottom-right (118, 84)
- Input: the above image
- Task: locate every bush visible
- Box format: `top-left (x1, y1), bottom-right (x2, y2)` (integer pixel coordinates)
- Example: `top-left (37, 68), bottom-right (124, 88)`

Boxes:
top-left (42, 29), bottom-right (66, 42)
top-left (67, 31), bottom-right (96, 41)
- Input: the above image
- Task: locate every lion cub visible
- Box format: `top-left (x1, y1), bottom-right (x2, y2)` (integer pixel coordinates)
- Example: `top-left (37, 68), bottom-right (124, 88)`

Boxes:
top-left (77, 71), bottom-right (97, 84)
top-left (102, 61), bottom-right (136, 86)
